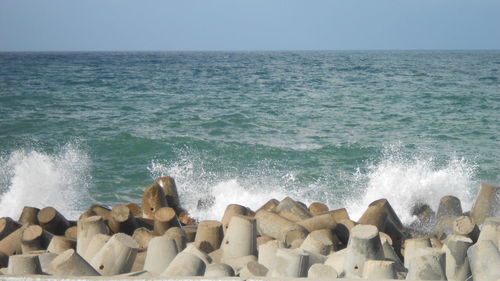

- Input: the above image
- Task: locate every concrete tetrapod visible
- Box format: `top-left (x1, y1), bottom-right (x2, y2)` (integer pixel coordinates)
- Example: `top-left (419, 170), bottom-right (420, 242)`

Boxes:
top-left (324, 248), bottom-right (347, 276)
top-left (255, 209), bottom-right (309, 246)
top-left (194, 220), bottom-right (223, 250)
top-left (470, 182), bottom-right (499, 225)
top-left (48, 249), bottom-right (100, 276)
top-left (308, 202), bottom-right (329, 215)
top-left (161, 252), bottom-right (206, 277)
top-left (258, 239), bottom-right (285, 270)
top-left (308, 263), bottom-right (338, 279)
top-left (0, 225), bottom-right (27, 256)
top-left (297, 211), bottom-right (338, 233)
top-left (18, 207), bottom-right (40, 225)
top-left (108, 204), bottom-right (137, 235)
top-left (131, 227), bottom-right (155, 251)
top-left (221, 204), bottom-right (248, 234)
top-left (143, 236), bottom-right (178, 275)
top-left (453, 216), bottom-right (480, 243)
top-left (362, 260), bottom-right (397, 279)
top-left (76, 216), bottom-right (109, 259)
top-left (47, 235), bottom-right (76, 254)
top-left (436, 195), bottom-right (463, 220)
top-left (406, 248), bottom-right (446, 281)
top-left (37, 207), bottom-right (70, 236)
top-left (89, 233), bottom-right (139, 276)
top-left (443, 234), bottom-right (472, 281)
top-left (275, 197), bottom-right (312, 222)
top-left (164, 226), bottom-right (188, 252)
top-left (467, 240), bottom-right (500, 281)
top-left (155, 176), bottom-right (182, 213)
top-left (358, 199), bottom-right (404, 258)
top-left (204, 263), bottom-right (235, 277)
top-left (20, 224), bottom-right (51, 254)
top-left (153, 206), bottom-right (179, 235)
top-left (239, 261), bottom-right (268, 279)
top-left (270, 248), bottom-right (310, 278)
top-left (343, 224), bottom-right (384, 277)
top-left (477, 217), bottom-right (500, 247)
top-left (403, 237), bottom-right (432, 268)
top-left (7, 254), bottom-right (43, 275)
top-left (0, 217), bottom-right (21, 240)
top-left (300, 230), bottom-right (334, 255)
top-left (220, 215), bottom-right (257, 260)
top-left (141, 183), bottom-right (168, 220)
top-left (83, 234), bottom-right (110, 262)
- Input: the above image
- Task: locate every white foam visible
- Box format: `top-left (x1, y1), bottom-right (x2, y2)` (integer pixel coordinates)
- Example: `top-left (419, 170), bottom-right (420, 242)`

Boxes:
top-left (345, 146), bottom-right (477, 224)
top-left (150, 145), bottom-right (478, 226)
top-left (0, 144), bottom-right (92, 220)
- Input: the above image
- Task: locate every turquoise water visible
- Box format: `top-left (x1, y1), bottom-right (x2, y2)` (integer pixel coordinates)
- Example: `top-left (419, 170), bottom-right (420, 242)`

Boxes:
top-left (0, 51), bottom-right (499, 222)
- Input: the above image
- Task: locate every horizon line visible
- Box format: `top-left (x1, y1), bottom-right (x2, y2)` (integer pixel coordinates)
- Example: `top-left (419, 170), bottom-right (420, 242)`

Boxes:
top-left (1, 48), bottom-right (500, 53)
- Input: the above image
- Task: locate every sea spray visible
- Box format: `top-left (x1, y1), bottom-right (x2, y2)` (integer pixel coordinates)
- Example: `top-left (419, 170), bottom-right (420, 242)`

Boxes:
top-left (0, 143), bottom-right (92, 219)
top-left (345, 146), bottom-right (477, 224)
top-left (149, 145), bottom-right (478, 225)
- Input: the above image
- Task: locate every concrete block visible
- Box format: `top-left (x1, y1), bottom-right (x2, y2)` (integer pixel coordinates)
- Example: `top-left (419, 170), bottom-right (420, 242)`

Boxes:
top-left (300, 230), bottom-right (334, 255)
top-left (21, 224), bottom-right (52, 254)
top-left (220, 215), bottom-right (257, 260)
top-left (164, 226), bottom-right (188, 252)
top-left (308, 202), bottom-right (329, 215)
top-left (403, 237), bottom-right (432, 268)
top-left (255, 209), bottom-right (308, 246)
top-left (221, 204), bottom-right (249, 234)
top-left (406, 248), bottom-right (446, 280)
top-left (18, 207), bottom-right (40, 225)
top-left (257, 239), bottom-right (285, 270)
top-left (443, 234), bottom-right (472, 281)
top-left (37, 207), bottom-right (70, 236)
top-left (454, 216), bottom-right (480, 243)
top-left (89, 233), bottom-right (139, 276)
top-left (270, 248), bottom-right (309, 277)
top-left (436, 195), bottom-right (463, 220)
top-left (7, 254), bottom-right (43, 275)
top-left (0, 217), bottom-right (22, 240)
top-left (141, 183), bottom-right (168, 219)
top-left (143, 236), bottom-right (178, 275)
top-left (477, 217), bottom-right (500, 248)
top-left (76, 216), bottom-right (109, 258)
top-left (275, 197), bottom-right (312, 222)
top-left (46, 235), bottom-right (75, 254)
top-left (83, 233), bottom-right (110, 262)
top-left (161, 252), bottom-right (205, 277)
top-left (153, 206), bottom-right (179, 235)
top-left (308, 263), bottom-right (338, 278)
top-left (48, 249), bottom-right (100, 276)
top-left (239, 261), bottom-right (268, 278)
top-left (131, 227), bottom-right (154, 251)
top-left (470, 182), bottom-right (499, 225)
top-left (204, 263), bottom-right (235, 277)
top-left (362, 260), bottom-right (397, 279)
top-left (467, 240), bottom-right (500, 281)
top-left (194, 220), bottom-right (223, 250)
top-left (343, 224), bottom-right (384, 277)
top-left (108, 204), bottom-right (137, 235)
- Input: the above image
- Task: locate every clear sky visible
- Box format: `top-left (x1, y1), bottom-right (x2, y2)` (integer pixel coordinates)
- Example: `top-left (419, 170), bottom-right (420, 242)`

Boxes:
top-left (1, 0), bottom-right (499, 51)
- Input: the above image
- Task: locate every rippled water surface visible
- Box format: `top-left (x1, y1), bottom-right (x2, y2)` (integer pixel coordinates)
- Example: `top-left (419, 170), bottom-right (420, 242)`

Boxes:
top-left (0, 51), bottom-right (499, 221)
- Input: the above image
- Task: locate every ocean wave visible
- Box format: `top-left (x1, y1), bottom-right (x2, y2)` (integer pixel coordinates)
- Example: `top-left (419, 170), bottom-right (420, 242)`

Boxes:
top-left (0, 143), bottom-right (92, 220)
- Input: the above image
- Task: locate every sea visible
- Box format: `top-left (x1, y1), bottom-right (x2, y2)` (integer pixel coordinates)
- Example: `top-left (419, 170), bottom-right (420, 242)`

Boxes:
top-left (0, 51), bottom-right (499, 224)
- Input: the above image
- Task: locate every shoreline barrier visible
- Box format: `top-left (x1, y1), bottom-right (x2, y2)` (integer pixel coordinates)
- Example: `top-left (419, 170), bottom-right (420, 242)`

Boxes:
top-left (0, 178), bottom-right (497, 280)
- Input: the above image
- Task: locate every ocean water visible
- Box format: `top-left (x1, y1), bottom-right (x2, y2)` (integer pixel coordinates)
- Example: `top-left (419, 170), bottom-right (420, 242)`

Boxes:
top-left (0, 51), bottom-right (499, 223)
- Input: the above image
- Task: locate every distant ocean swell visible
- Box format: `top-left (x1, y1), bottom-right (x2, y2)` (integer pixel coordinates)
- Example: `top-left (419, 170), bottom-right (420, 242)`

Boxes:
top-left (0, 141), bottom-right (479, 225)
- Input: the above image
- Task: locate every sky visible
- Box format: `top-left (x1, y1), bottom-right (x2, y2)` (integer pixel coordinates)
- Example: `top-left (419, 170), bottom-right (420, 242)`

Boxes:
top-left (1, 0), bottom-right (499, 51)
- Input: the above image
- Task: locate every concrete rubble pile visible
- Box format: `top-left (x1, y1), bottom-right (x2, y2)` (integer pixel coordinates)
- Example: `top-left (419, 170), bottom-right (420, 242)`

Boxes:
top-left (0, 177), bottom-right (498, 280)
